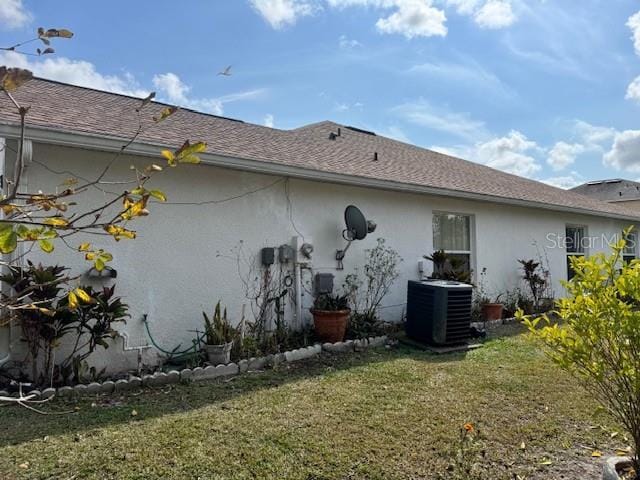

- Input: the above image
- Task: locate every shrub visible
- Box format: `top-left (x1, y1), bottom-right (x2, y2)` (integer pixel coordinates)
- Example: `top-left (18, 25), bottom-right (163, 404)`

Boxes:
top-left (313, 293), bottom-right (350, 311)
top-left (203, 301), bottom-right (235, 345)
top-left (517, 258), bottom-right (552, 312)
top-left (424, 249), bottom-right (472, 283)
top-left (56, 285), bottom-right (129, 384)
top-left (0, 261), bottom-right (129, 385)
top-left (520, 229), bottom-right (640, 471)
top-left (0, 262), bottom-right (67, 383)
top-left (344, 238), bottom-right (402, 321)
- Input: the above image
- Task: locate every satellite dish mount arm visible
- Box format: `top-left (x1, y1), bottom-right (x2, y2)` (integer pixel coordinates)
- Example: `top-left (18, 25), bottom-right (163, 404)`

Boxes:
top-left (335, 205), bottom-right (377, 270)
top-left (336, 229), bottom-right (355, 270)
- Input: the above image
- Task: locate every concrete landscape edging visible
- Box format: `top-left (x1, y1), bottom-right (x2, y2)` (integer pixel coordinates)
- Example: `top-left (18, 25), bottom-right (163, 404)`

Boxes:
top-left (602, 456), bottom-right (633, 480)
top-left (2, 335), bottom-right (389, 400)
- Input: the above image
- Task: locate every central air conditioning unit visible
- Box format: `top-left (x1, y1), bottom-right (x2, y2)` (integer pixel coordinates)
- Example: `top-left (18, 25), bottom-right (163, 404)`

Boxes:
top-left (405, 280), bottom-right (473, 346)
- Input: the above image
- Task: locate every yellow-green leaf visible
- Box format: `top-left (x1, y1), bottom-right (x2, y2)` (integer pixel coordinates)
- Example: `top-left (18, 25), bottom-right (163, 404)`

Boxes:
top-left (62, 177), bottom-right (78, 186)
top-left (149, 190), bottom-right (167, 202)
top-left (161, 150), bottom-right (176, 167)
top-left (38, 239), bottom-right (54, 253)
top-left (175, 140), bottom-right (205, 164)
top-left (153, 106), bottom-right (178, 123)
top-left (95, 258), bottom-right (105, 271)
top-left (68, 291), bottom-right (79, 309)
top-left (0, 67), bottom-right (33, 92)
top-left (100, 252), bottom-right (113, 262)
top-left (0, 224), bottom-right (17, 254)
top-left (74, 288), bottom-right (92, 304)
top-left (78, 242), bottom-right (91, 252)
top-left (43, 217), bottom-right (69, 227)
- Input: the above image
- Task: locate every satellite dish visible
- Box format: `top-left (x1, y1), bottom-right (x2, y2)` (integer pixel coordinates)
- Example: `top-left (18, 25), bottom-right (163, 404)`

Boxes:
top-left (336, 205), bottom-right (377, 269)
top-left (344, 205), bottom-right (368, 241)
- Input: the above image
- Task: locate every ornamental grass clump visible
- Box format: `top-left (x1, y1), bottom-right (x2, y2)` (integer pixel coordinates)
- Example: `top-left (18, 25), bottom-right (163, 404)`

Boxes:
top-left (519, 228), bottom-right (640, 475)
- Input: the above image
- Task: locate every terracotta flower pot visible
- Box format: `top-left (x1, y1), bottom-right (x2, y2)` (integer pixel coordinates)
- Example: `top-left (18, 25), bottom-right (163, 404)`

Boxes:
top-left (204, 341), bottom-right (233, 365)
top-left (311, 309), bottom-right (351, 343)
top-left (481, 303), bottom-right (504, 321)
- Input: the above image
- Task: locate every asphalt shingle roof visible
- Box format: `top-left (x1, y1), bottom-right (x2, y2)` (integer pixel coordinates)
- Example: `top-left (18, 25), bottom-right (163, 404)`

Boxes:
top-left (571, 179), bottom-right (640, 203)
top-left (0, 78), bottom-right (637, 221)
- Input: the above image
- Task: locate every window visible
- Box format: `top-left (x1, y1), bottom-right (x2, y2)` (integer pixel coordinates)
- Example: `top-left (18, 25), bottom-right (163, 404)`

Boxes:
top-left (624, 230), bottom-right (637, 264)
top-left (565, 225), bottom-right (586, 280)
top-left (433, 212), bottom-right (473, 273)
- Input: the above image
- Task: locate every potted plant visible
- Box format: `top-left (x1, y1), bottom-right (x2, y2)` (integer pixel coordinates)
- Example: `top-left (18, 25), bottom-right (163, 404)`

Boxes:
top-left (202, 301), bottom-right (235, 365)
top-left (424, 250), bottom-right (472, 283)
top-left (424, 250), bottom-right (448, 278)
top-left (480, 295), bottom-right (504, 321)
top-left (311, 292), bottom-right (351, 343)
top-left (476, 268), bottom-right (504, 321)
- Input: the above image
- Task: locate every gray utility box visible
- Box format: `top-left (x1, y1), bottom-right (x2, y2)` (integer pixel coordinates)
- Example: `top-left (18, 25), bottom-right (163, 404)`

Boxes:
top-left (406, 280), bottom-right (473, 346)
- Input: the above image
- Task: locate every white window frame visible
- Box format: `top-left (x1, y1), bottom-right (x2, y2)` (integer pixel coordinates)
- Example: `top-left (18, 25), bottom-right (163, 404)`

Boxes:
top-left (623, 229), bottom-right (637, 263)
top-left (565, 224), bottom-right (588, 280)
top-left (432, 211), bottom-right (476, 275)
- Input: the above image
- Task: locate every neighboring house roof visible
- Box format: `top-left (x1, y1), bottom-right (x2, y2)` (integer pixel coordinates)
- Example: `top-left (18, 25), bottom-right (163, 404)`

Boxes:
top-left (0, 78), bottom-right (638, 221)
top-left (570, 179), bottom-right (640, 203)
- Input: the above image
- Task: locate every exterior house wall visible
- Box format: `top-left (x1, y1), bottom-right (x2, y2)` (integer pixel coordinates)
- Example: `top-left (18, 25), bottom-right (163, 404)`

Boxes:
top-left (0, 143), bottom-right (631, 373)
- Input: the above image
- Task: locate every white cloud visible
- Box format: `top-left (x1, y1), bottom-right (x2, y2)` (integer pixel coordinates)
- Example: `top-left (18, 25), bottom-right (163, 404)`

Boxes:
top-left (627, 75), bottom-right (640, 103)
top-left (339, 34), bottom-right (362, 49)
top-left (407, 58), bottom-right (514, 98)
top-left (627, 10), bottom-right (640, 57)
top-left (473, 0), bottom-right (515, 29)
top-left (393, 101), bottom-right (486, 141)
top-left (0, 0), bottom-right (31, 30)
top-left (432, 131), bottom-right (541, 177)
top-left (375, 0), bottom-right (447, 38)
top-left (249, 0), bottom-right (318, 29)
top-left (152, 72), bottom-right (189, 104)
top-left (541, 174), bottom-right (583, 190)
top-left (325, 0), bottom-right (448, 38)
top-left (252, 0), bottom-right (518, 35)
top-left (445, 0), bottom-right (480, 15)
top-left (573, 120), bottom-right (616, 147)
top-left (0, 52), bottom-right (265, 116)
top-left (381, 125), bottom-right (411, 143)
top-left (445, 0), bottom-right (515, 29)
top-left (547, 141), bottom-right (584, 171)
top-left (264, 113), bottom-right (275, 127)
top-left (326, 0), bottom-right (392, 7)
top-left (0, 51), bottom-right (149, 97)
top-left (473, 130), bottom-right (541, 177)
top-left (152, 72), bottom-right (266, 115)
top-left (604, 130), bottom-right (640, 172)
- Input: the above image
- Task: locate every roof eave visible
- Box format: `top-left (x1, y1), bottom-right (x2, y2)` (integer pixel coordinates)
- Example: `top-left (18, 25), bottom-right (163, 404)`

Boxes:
top-left (1, 121), bottom-right (638, 223)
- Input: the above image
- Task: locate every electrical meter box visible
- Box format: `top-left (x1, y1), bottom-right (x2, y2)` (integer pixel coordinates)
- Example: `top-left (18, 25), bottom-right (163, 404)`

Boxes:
top-left (261, 247), bottom-right (275, 266)
top-left (314, 273), bottom-right (334, 295)
top-left (278, 244), bottom-right (295, 263)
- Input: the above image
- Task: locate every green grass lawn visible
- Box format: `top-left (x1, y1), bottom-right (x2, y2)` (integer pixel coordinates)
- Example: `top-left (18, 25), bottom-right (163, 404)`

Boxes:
top-left (0, 326), bottom-right (626, 479)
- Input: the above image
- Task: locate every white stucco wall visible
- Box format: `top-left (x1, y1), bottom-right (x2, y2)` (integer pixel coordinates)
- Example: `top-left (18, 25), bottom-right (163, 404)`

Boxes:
top-left (0, 142), bottom-right (631, 372)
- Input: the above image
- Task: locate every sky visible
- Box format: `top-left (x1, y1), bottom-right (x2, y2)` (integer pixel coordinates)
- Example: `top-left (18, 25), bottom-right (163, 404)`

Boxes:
top-left (0, 0), bottom-right (639, 189)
